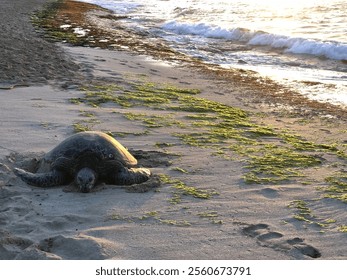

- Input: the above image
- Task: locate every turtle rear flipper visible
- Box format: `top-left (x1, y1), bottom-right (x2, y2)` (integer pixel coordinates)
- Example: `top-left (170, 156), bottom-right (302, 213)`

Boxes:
top-left (14, 168), bottom-right (69, 187)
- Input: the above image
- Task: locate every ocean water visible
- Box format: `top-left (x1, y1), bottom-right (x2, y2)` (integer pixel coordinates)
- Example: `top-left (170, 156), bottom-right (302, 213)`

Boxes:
top-left (79, 0), bottom-right (347, 108)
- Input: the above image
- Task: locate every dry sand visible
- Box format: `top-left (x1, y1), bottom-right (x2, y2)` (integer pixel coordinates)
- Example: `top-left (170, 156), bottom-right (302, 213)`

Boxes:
top-left (0, 0), bottom-right (346, 260)
top-left (0, 0), bottom-right (80, 88)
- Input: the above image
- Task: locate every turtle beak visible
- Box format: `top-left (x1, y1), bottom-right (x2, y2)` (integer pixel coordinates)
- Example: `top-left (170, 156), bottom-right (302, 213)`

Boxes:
top-left (79, 181), bottom-right (94, 193)
top-left (80, 187), bottom-right (91, 193)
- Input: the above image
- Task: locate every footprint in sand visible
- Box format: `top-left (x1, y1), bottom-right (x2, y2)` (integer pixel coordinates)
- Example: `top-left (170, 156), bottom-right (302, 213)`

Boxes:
top-left (242, 223), bottom-right (321, 258)
top-left (259, 187), bottom-right (280, 199)
top-left (0, 231), bottom-right (33, 259)
top-left (38, 235), bottom-right (109, 260)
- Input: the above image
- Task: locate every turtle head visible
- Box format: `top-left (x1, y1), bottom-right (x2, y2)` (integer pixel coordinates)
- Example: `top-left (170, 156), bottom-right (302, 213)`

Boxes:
top-left (75, 168), bottom-right (97, 193)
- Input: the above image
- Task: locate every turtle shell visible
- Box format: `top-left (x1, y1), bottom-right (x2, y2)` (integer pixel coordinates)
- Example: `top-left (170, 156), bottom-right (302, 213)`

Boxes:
top-left (38, 131), bottom-right (137, 173)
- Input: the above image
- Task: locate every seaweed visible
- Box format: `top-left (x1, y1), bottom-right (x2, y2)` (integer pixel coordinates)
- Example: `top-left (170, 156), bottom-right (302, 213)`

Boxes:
top-left (323, 173), bottom-right (347, 203)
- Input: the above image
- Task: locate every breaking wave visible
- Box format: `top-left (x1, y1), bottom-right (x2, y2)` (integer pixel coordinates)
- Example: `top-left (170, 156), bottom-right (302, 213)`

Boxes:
top-left (162, 21), bottom-right (347, 61)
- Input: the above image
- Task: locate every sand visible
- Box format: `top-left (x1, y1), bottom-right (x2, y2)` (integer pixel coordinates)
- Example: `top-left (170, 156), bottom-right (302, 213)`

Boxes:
top-left (0, 0), bottom-right (346, 260)
top-left (0, 0), bottom-right (80, 88)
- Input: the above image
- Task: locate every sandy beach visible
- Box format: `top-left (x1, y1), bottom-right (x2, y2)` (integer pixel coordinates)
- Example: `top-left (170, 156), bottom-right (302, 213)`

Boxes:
top-left (0, 0), bottom-right (346, 260)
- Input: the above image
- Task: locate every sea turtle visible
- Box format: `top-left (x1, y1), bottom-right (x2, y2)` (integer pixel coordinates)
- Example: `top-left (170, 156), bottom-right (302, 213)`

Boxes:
top-left (14, 131), bottom-right (151, 193)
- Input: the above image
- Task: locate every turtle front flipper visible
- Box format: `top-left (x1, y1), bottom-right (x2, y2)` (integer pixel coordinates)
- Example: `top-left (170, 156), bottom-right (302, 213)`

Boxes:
top-left (98, 159), bottom-right (151, 185)
top-left (112, 167), bottom-right (151, 185)
top-left (14, 168), bottom-right (69, 187)
top-left (52, 156), bottom-right (73, 169)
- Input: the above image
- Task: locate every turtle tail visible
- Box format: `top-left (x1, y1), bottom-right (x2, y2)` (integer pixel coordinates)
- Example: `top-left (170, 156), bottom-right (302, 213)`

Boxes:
top-left (13, 168), bottom-right (69, 187)
top-left (113, 167), bottom-right (151, 185)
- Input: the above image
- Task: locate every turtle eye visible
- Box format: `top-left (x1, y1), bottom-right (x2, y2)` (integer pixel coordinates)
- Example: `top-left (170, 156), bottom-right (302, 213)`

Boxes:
top-left (108, 154), bottom-right (114, 159)
top-left (88, 177), bottom-right (93, 183)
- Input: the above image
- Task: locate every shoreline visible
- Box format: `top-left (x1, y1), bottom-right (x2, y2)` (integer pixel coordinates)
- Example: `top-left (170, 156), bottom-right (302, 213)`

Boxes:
top-left (33, 0), bottom-right (347, 119)
top-left (0, 0), bottom-right (347, 260)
